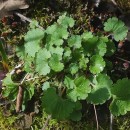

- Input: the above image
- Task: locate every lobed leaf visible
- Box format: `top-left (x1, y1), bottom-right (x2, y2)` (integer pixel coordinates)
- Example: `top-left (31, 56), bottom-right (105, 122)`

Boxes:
top-left (104, 17), bottom-right (128, 41)
top-left (2, 73), bottom-right (18, 100)
top-left (67, 76), bottom-right (91, 102)
top-left (111, 78), bottom-right (130, 100)
top-left (68, 35), bottom-right (82, 49)
top-left (42, 88), bottom-right (75, 120)
top-left (24, 28), bottom-right (44, 57)
top-left (49, 54), bottom-right (64, 72)
top-left (81, 32), bottom-right (93, 41)
top-left (110, 99), bottom-right (130, 116)
top-left (35, 49), bottom-right (51, 75)
top-left (89, 55), bottom-right (105, 74)
top-left (57, 13), bottom-right (75, 28)
top-left (87, 74), bottom-right (113, 104)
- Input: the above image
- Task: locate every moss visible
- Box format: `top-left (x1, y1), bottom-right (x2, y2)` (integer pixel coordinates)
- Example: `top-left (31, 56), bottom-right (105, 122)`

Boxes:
top-left (114, 113), bottom-right (130, 130)
top-left (0, 107), bottom-right (18, 130)
top-left (31, 111), bottom-right (99, 130)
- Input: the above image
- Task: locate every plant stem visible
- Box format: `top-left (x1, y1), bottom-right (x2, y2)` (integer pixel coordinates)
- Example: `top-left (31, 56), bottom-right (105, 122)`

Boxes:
top-left (14, 12), bottom-right (44, 30)
top-left (110, 114), bottom-right (113, 130)
top-left (93, 105), bottom-right (99, 130)
top-left (116, 56), bottom-right (130, 64)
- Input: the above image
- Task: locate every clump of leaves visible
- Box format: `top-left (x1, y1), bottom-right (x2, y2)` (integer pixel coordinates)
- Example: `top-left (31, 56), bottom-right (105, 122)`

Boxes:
top-left (2, 14), bottom-right (130, 122)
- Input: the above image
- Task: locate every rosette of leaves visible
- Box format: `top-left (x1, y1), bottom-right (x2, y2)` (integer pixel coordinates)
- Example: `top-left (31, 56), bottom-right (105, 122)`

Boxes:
top-left (11, 14), bottom-right (129, 121)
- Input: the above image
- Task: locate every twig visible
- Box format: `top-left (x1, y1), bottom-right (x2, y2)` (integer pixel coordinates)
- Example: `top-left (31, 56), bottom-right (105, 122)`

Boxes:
top-left (15, 73), bottom-right (29, 112)
top-left (14, 12), bottom-right (44, 30)
top-left (110, 114), bottom-right (113, 130)
top-left (93, 105), bottom-right (99, 130)
top-left (116, 56), bottom-right (130, 64)
top-left (15, 12), bottom-right (32, 23)
top-left (110, 0), bottom-right (117, 5)
top-left (16, 85), bottom-right (23, 112)
top-left (41, 115), bottom-right (52, 130)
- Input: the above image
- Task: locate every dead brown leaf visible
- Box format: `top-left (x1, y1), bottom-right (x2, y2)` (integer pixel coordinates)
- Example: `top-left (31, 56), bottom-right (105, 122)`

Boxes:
top-left (0, 0), bottom-right (29, 18)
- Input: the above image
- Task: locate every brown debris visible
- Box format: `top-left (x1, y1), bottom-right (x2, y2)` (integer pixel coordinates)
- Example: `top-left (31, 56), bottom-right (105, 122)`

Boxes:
top-left (0, 0), bottom-right (29, 18)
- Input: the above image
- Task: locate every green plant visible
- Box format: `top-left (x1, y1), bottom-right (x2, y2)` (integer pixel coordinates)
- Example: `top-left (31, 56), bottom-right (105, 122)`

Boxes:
top-left (104, 17), bottom-right (128, 41)
top-left (2, 13), bottom-right (130, 121)
top-left (32, 111), bottom-right (97, 130)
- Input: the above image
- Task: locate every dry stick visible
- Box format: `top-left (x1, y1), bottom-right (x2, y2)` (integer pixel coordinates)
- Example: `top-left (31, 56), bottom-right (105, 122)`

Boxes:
top-left (93, 105), bottom-right (99, 130)
top-left (15, 73), bottom-right (29, 112)
top-left (116, 56), bottom-right (130, 64)
top-left (16, 85), bottom-right (24, 112)
top-left (110, 0), bottom-right (117, 5)
top-left (14, 12), bottom-right (44, 30)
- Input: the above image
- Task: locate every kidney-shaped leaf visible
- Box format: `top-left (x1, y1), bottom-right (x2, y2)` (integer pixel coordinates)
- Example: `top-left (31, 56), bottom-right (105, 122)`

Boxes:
top-left (104, 17), bottom-right (128, 41)
top-left (111, 78), bottom-right (130, 100)
top-left (87, 74), bottom-right (113, 105)
top-left (89, 55), bottom-right (105, 74)
top-left (110, 99), bottom-right (130, 116)
top-left (42, 88), bottom-right (75, 120)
